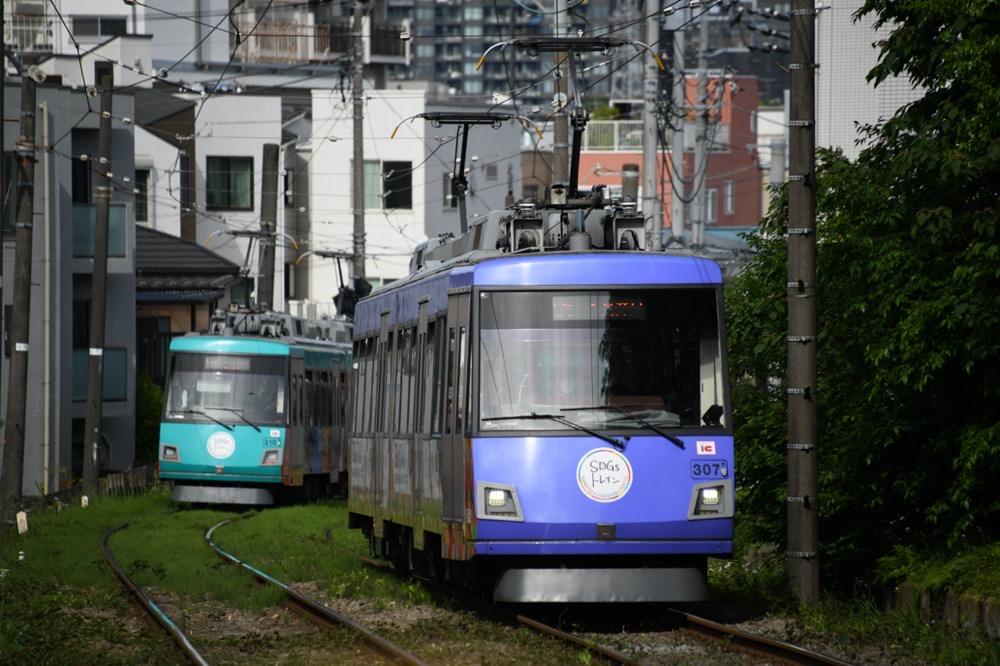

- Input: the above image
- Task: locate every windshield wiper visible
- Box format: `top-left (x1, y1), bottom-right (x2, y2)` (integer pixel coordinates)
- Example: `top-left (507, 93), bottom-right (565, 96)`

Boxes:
top-left (483, 413), bottom-right (627, 451)
top-left (181, 408), bottom-right (234, 431)
top-left (203, 406), bottom-right (261, 432)
top-left (560, 406), bottom-right (685, 450)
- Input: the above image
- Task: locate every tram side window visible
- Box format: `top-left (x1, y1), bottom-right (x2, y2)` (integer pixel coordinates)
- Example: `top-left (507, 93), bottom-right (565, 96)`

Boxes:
top-left (420, 321), bottom-right (434, 435)
top-left (444, 327), bottom-right (456, 435)
top-left (393, 329), bottom-right (405, 434)
top-left (400, 327), bottom-right (415, 434)
top-left (432, 318), bottom-right (446, 435)
top-left (457, 326), bottom-right (469, 434)
top-left (396, 327), bottom-right (414, 434)
top-left (352, 338), bottom-right (369, 433)
top-left (379, 332), bottom-right (393, 432)
top-left (304, 371), bottom-right (314, 425)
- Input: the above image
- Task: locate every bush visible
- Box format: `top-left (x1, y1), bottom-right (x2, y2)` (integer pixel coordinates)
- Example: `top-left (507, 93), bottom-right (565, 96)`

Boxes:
top-left (135, 371), bottom-right (162, 464)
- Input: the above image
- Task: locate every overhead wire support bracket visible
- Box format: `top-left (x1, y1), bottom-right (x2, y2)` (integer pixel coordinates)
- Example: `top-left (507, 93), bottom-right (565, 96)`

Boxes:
top-left (390, 112), bottom-right (543, 234)
top-left (476, 37), bottom-right (665, 72)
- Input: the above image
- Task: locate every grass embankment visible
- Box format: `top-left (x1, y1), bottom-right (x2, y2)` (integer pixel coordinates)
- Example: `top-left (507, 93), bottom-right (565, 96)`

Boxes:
top-left (710, 541), bottom-right (1000, 665)
top-left (0, 491), bottom-right (588, 665)
top-left (2, 490), bottom-right (999, 664)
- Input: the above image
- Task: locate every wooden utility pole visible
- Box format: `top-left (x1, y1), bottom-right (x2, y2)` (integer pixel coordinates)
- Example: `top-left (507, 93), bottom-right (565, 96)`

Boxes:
top-left (786, 0), bottom-right (819, 605)
top-left (1, 56), bottom-right (38, 520)
top-left (351, 0), bottom-right (367, 279)
top-left (82, 75), bottom-right (114, 497)
top-left (257, 143), bottom-right (279, 310)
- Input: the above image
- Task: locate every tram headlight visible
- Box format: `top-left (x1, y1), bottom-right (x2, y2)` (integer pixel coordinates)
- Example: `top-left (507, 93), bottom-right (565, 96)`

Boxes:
top-left (476, 481), bottom-right (524, 522)
top-left (261, 449), bottom-right (282, 465)
top-left (688, 480), bottom-right (734, 520)
top-left (161, 445), bottom-right (180, 462)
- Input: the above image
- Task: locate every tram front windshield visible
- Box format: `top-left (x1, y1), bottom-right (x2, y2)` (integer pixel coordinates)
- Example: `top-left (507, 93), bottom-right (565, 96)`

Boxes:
top-left (163, 353), bottom-right (287, 426)
top-left (478, 288), bottom-right (726, 432)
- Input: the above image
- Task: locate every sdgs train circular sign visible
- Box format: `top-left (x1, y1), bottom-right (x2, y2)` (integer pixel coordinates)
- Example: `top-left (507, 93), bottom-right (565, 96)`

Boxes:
top-left (576, 448), bottom-right (633, 502)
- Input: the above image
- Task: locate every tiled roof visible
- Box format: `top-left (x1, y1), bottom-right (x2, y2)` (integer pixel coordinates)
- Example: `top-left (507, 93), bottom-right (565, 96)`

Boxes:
top-left (136, 225), bottom-right (242, 280)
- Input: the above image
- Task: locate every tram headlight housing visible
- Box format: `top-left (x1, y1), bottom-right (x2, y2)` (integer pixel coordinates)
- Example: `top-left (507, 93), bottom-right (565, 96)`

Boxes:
top-left (161, 445), bottom-right (180, 462)
top-left (688, 480), bottom-right (734, 520)
top-left (261, 449), bottom-right (282, 465)
top-left (476, 481), bottom-right (524, 522)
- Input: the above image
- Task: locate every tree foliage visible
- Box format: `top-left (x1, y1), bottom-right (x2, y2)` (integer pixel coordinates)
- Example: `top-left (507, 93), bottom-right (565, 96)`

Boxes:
top-left (728, 0), bottom-right (1000, 586)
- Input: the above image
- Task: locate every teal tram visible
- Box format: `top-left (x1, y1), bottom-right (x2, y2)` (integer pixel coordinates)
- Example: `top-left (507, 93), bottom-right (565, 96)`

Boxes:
top-left (158, 309), bottom-right (352, 505)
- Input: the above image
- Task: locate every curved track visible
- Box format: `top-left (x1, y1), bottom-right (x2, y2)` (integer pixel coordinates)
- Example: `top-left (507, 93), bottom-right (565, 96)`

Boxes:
top-left (205, 518), bottom-right (428, 666)
top-left (102, 519), bottom-right (428, 666)
top-left (100, 522), bottom-right (210, 666)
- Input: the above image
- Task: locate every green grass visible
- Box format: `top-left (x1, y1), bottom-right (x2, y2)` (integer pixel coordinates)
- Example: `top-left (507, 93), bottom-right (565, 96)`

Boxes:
top-left (4, 491), bottom-right (1000, 664)
top-left (875, 543), bottom-right (1000, 599)
top-left (0, 492), bottom-right (442, 664)
top-left (708, 537), bottom-right (1000, 666)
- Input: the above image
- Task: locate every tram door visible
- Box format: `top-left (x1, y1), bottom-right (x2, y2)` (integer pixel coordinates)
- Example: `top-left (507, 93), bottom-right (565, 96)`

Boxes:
top-left (443, 292), bottom-right (470, 523)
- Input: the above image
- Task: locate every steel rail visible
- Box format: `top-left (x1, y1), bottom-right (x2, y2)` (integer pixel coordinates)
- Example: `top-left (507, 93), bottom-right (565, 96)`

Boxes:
top-left (206, 518), bottom-right (429, 666)
top-left (672, 609), bottom-right (857, 666)
top-left (100, 522), bottom-right (210, 666)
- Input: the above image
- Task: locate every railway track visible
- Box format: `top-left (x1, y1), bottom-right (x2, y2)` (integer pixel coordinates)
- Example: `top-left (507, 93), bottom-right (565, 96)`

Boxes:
top-left (359, 553), bottom-right (857, 666)
top-left (104, 513), bottom-right (857, 665)
top-left (670, 609), bottom-right (857, 666)
top-left (101, 519), bottom-right (428, 665)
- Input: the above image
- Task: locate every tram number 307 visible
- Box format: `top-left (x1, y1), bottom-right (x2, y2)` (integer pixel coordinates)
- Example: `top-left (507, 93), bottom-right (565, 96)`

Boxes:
top-left (690, 460), bottom-right (728, 479)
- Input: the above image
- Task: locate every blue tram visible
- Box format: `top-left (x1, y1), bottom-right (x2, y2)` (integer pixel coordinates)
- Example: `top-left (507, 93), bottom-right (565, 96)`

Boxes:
top-left (347, 198), bottom-right (734, 603)
top-left (159, 309), bottom-right (352, 505)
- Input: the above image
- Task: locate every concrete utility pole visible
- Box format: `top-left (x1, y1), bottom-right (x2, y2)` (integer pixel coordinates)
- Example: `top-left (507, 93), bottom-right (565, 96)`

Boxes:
top-left (551, 0), bottom-right (570, 188)
top-left (669, 27), bottom-right (686, 244)
top-left (786, 0), bottom-right (819, 606)
top-left (257, 143), bottom-right (279, 310)
top-left (351, 0), bottom-right (367, 279)
top-left (82, 76), bottom-right (114, 497)
top-left (1, 9), bottom-right (6, 451)
top-left (1, 56), bottom-right (38, 520)
top-left (642, 0), bottom-right (663, 250)
top-left (691, 10), bottom-right (709, 248)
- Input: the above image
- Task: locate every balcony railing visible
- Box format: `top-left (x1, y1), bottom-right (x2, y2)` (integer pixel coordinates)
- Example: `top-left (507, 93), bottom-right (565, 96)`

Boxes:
top-left (235, 20), bottom-right (334, 63)
top-left (236, 19), bottom-right (406, 64)
top-left (580, 120), bottom-right (645, 152)
top-left (7, 14), bottom-right (54, 52)
top-left (580, 120), bottom-right (731, 153)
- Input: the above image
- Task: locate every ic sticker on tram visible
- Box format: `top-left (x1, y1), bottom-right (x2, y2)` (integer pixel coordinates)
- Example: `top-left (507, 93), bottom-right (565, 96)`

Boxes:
top-left (696, 440), bottom-right (716, 455)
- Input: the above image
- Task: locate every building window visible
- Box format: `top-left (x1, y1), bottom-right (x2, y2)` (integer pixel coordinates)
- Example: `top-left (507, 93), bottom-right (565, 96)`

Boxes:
top-left (72, 17), bottom-right (127, 38)
top-left (2, 153), bottom-right (19, 231)
top-left (360, 160), bottom-right (381, 210)
top-left (73, 347), bottom-right (128, 401)
top-left (178, 154), bottom-right (192, 211)
top-left (72, 158), bottom-right (91, 204)
top-left (206, 156), bottom-right (253, 210)
top-left (357, 160), bottom-right (412, 210)
top-left (724, 180), bottom-right (735, 216)
top-left (443, 172), bottom-right (459, 209)
top-left (706, 188), bottom-right (718, 224)
top-left (135, 169), bottom-right (150, 222)
top-left (382, 161), bottom-right (412, 210)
